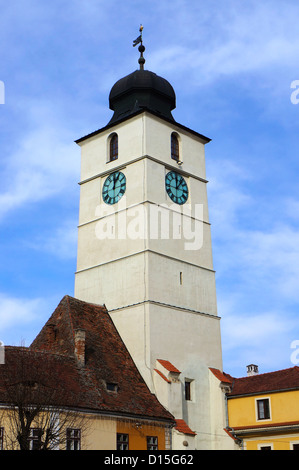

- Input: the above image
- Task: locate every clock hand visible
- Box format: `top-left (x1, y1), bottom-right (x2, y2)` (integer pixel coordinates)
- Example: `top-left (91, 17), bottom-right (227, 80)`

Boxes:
top-left (113, 173), bottom-right (117, 189)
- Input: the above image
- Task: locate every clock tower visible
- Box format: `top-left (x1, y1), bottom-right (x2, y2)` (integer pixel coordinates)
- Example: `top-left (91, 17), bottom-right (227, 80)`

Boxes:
top-left (74, 34), bottom-right (232, 449)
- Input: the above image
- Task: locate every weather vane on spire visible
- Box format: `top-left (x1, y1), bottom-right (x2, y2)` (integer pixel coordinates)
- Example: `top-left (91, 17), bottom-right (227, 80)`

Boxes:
top-left (133, 25), bottom-right (145, 70)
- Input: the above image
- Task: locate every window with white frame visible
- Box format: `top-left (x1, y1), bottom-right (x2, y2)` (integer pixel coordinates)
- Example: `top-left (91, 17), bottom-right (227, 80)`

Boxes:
top-left (147, 436), bottom-right (158, 450)
top-left (66, 428), bottom-right (81, 450)
top-left (258, 443), bottom-right (273, 450)
top-left (291, 442), bottom-right (299, 450)
top-left (28, 428), bottom-right (42, 450)
top-left (117, 433), bottom-right (129, 450)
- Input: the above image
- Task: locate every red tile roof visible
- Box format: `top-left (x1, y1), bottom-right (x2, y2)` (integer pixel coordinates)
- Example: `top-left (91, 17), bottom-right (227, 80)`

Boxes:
top-left (209, 368), bottom-right (233, 384)
top-left (228, 366), bottom-right (299, 397)
top-left (154, 369), bottom-right (171, 384)
top-left (157, 359), bottom-right (181, 374)
top-left (233, 420), bottom-right (299, 432)
top-left (0, 295), bottom-right (175, 424)
top-left (175, 419), bottom-right (196, 436)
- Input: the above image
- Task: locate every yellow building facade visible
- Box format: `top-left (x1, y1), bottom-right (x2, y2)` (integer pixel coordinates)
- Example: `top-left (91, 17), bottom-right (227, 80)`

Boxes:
top-left (0, 410), bottom-right (172, 450)
top-left (226, 366), bottom-right (299, 450)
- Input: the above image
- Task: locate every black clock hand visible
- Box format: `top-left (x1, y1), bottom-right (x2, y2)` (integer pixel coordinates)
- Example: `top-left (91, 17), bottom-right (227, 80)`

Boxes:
top-left (178, 176), bottom-right (184, 190)
top-left (113, 173), bottom-right (118, 190)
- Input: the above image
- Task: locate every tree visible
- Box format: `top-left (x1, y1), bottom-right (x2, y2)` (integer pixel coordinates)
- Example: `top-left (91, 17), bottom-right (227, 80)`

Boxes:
top-left (0, 347), bottom-right (89, 450)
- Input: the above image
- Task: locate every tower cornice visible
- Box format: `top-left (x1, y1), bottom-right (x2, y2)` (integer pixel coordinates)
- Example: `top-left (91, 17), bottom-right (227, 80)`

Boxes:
top-left (75, 109), bottom-right (211, 145)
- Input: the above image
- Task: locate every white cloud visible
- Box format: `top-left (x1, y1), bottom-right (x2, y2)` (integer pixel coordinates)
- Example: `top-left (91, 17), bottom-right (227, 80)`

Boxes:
top-left (0, 99), bottom-right (80, 220)
top-left (0, 293), bottom-right (51, 346)
top-left (150, 1), bottom-right (299, 88)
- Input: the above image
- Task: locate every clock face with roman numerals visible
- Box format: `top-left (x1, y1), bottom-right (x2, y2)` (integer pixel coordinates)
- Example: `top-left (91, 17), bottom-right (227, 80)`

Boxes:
top-left (165, 171), bottom-right (188, 205)
top-left (102, 171), bottom-right (126, 205)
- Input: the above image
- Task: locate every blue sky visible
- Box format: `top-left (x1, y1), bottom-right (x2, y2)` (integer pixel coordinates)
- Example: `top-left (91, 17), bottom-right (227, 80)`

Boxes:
top-left (1, 0), bottom-right (299, 378)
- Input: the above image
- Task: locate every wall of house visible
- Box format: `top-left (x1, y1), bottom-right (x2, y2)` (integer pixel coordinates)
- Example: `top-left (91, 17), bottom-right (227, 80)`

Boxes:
top-left (83, 415), bottom-right (117, 450)
top-left (228, 390), bottom-right (299, 428)
top-left (244, 435), bottom-right (299, 451)
top-left (228, 390), bottom-right (299, 450)
top-left (116, 419), bottom-right (169, 450)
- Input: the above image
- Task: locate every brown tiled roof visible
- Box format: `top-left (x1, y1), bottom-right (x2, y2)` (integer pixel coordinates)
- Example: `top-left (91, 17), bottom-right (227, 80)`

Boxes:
top-left (175, 419), bottom-right (196, 436)
top-left (157, 359), bottom-right (181, 374)
top-left (0, 295), bottom-right (174, 423)
top-left (228, 366), bottom-right (299, 397)
top-left (0, 346), bottom-right (89, 408)
top-left (209, 368), bottom-right (233, 384)
top-left (233, 420), bottom-right (299, 432)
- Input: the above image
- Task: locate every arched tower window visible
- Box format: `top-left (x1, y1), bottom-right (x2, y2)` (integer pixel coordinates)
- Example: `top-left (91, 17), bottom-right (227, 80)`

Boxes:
top-left (109, 133), bottom-right (118, 161)
top-left (171, 133), bottom-right (180, 161)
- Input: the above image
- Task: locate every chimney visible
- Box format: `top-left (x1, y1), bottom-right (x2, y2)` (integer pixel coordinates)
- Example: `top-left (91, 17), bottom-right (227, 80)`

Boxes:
top-left (247, 364), bottom-right (259, 376)
top-left (74, 329), bottom-right (86, 366)
top-left (46, 323), bottom-right (57, 343)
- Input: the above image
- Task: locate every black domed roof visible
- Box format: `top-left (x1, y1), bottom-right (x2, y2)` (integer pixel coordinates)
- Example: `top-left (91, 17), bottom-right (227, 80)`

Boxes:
top-left (108, 69), bottom-right (176, 124)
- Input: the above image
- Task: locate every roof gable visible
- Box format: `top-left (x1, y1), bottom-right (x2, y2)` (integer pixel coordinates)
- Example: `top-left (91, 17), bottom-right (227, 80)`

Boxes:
top-left (1, 296), bottom-right (174, 422)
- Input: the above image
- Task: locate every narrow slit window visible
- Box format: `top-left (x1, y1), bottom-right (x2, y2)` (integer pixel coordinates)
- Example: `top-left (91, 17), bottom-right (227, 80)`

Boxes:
top-left (185, 380), bottom-right (191, 401)
top-left (109, 133), bottom-right (118, 161)
top-left (171, 133), bottom-right (179, 161)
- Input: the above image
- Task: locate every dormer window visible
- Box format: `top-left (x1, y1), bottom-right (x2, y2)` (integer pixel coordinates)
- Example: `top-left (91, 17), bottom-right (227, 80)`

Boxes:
top-left (106, 382), bottom-right (118, 392)
top-left (171, 132), bottom-right (180, 162)
top-left (109, 133), bottom-right (118, 161)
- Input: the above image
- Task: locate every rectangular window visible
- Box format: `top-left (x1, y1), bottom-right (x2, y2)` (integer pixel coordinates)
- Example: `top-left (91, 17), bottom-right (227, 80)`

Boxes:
top-left (28, 428), bottom-right (42, 450)
top-left (257, 398), bottom-right (270, 420)
top-left (117, 433), bottom-right (129, 450)
top-left (106, 382), bottom-right (118, 392)
top-left (185, 380), bottom-right (191, 401)
top-left (147, 436), bottom-right (158, 450)
top-left (292, 443), bottom-right (299, 450)
top-left (259, 445), bottom-right (272, 450)
top-left (66, 428), bottom-right (81, 450)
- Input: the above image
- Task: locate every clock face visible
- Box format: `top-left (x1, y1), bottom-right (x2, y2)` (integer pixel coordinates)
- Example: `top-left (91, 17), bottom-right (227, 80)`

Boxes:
top-left (165, 171), bottom-right (188, 205)
top-left (102, 171), bottom-right (126, 204)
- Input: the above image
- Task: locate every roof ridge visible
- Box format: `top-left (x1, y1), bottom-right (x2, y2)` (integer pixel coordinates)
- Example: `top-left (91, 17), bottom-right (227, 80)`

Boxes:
top-left (63, 294), bottom-right (106, 308)
top-left (236, 365), bottom-right (299, 380)
top-left (65, 295), bottom-right (75, 346)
